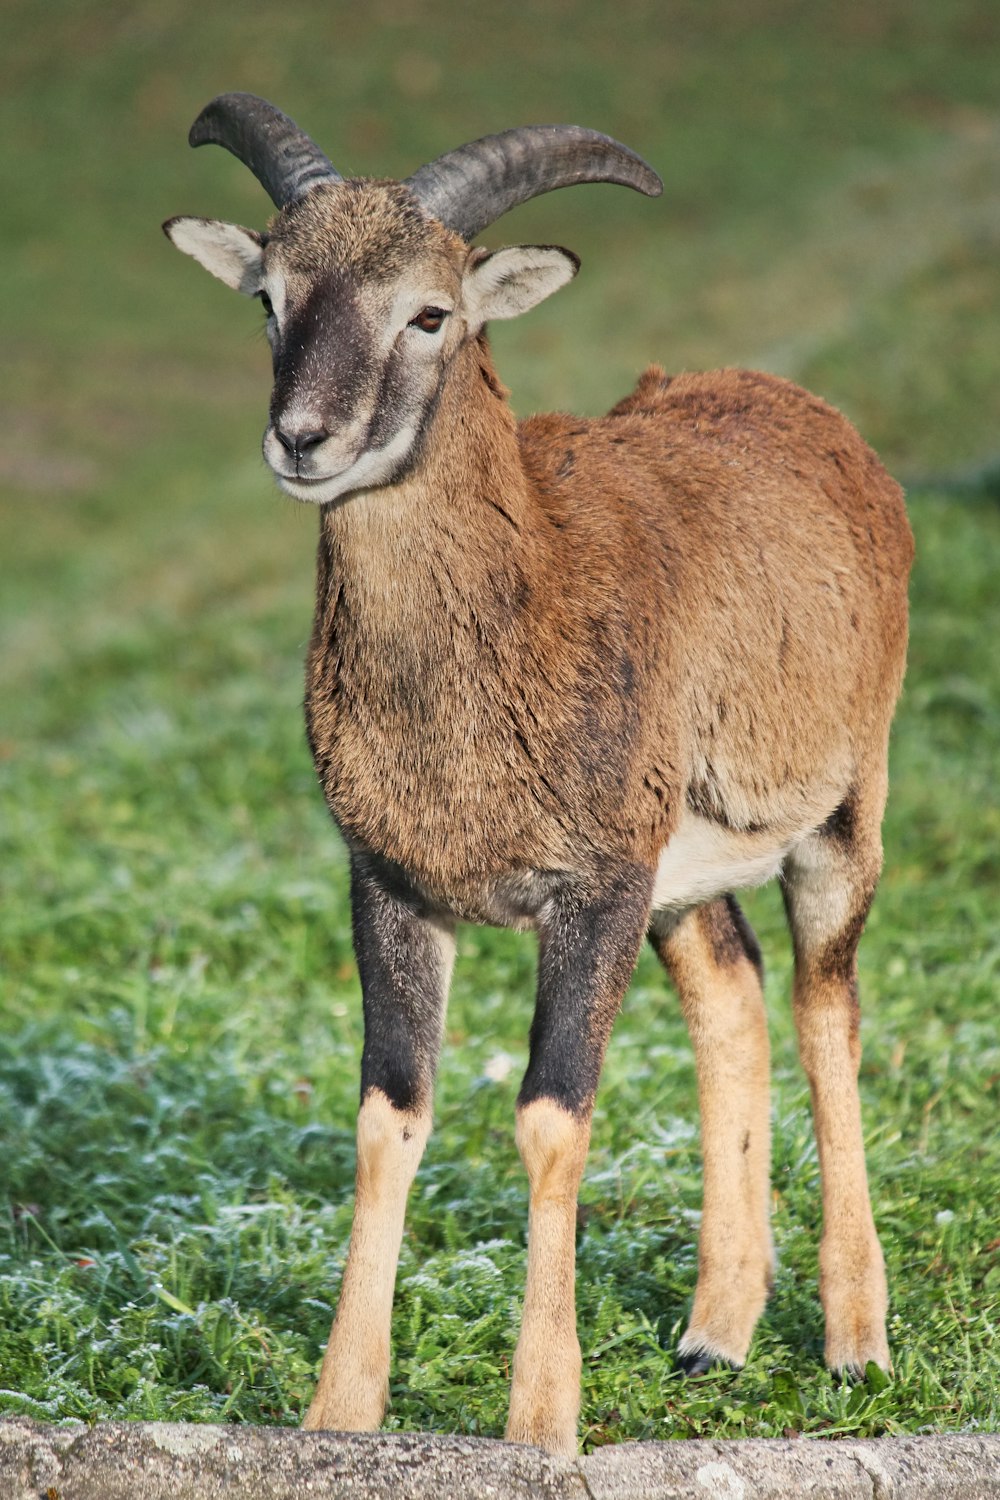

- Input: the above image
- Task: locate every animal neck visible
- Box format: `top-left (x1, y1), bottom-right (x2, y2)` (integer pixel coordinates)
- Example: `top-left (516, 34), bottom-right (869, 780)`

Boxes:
top-left (315, 335), bottom-right (540, 630)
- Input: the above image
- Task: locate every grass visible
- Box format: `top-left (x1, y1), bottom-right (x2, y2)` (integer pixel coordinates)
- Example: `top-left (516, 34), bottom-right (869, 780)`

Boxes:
top-left (1, 0), bottom-right (999, 1447)
top-left (2, 491), bottom-right (997, 1441)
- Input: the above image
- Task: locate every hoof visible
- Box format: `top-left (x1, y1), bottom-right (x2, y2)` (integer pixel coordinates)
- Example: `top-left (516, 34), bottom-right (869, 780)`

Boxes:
top-left (676, 1346), bottom-right (737, 1377)
top-left (832, 1357), bottom-right (892, 1388)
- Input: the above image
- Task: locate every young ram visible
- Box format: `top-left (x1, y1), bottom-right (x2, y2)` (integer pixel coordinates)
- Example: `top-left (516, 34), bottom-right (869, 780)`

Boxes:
top-left (165, 93), bottom-right (913, 1456)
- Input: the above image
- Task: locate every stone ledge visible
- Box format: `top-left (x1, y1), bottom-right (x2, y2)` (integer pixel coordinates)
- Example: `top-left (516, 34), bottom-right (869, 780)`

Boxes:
top-left (1, 1419), bottom-right (997, 1499)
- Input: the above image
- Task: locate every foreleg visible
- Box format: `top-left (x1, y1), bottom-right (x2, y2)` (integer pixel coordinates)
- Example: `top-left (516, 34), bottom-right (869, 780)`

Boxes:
top-left (302, 857), bottom-right (455, 1431)
top-left (505, 864), bottom-right (652, 1456)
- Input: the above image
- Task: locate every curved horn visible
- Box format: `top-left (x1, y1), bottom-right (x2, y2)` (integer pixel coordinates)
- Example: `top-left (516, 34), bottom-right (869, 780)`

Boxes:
top-left (405, 125), bottom-right (662, 241)
top-left (189, 92), bottom-right (342, 209)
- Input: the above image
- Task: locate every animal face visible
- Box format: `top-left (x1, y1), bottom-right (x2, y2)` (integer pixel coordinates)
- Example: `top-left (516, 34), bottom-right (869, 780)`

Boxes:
top-left (166, 182), bottom-right (578, 506)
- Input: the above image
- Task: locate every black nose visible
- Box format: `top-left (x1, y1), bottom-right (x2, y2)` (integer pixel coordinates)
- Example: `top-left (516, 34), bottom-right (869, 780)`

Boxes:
top-left (274, 427), bottom-right (328, 459)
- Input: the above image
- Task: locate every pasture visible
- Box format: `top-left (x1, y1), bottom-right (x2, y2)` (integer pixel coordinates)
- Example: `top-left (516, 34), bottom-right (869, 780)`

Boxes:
top-left (1, 0), bottom-right (998, 1444)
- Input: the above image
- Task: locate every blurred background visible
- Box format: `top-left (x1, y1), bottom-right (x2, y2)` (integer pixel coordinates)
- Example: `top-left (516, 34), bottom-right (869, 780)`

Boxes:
top-left (3, 0), bottom-right (999, 689)
top-left (1, 0), bottom-right (998, 1438)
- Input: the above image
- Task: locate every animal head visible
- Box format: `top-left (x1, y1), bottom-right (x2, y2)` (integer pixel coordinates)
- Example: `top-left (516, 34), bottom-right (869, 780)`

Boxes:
top-left (165, 93), bottom-right (661, 504)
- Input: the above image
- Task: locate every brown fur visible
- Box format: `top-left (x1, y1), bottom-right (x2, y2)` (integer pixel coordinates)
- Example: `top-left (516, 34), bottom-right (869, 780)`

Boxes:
top-left (307, 349), bottom-right (912, 910)
top-left (169, 175), bottom-right (913, 1452)
top-left (506, 1100), bottom-right (591, 1455)
top-left (303, 1089), bottom-right (432, 1432)
top-left (301, 337), bottom-right (909, 1433)
top-left (651, 901), bottom-right (773, 1369)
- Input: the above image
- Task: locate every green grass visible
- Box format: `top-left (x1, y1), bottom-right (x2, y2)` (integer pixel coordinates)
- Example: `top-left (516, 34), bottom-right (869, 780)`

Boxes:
top-left (2, 491), bottom-right (997, 1440)
top-left (1, 0), bottom-right (999, 1447)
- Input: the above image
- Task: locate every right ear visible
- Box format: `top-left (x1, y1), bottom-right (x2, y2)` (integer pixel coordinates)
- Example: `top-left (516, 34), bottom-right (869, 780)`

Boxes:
top-left (460, 244), bottom-right (580, 331)
top-left (162, 217), bottom-right (264, 294)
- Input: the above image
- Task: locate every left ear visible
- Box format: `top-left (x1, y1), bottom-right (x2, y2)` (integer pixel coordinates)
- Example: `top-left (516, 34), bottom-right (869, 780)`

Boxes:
top-left (162, 216), bottom-right (265, 295)
top-left (461, 245), bottom-right (579, 329)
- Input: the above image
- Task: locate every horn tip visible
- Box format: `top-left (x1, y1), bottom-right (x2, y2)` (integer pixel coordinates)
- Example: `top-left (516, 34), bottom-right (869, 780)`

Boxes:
top-left (188, 98), bottom-right (223, 150)
top-left (187, 91), bottom-right (261, 150)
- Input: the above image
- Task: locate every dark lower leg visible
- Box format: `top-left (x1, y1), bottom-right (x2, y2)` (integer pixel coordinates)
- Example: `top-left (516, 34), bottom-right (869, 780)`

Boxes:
top-left (506, 864), bottom-right (652, 1456)
top-left (303, 858), bottom-right (454, 1431)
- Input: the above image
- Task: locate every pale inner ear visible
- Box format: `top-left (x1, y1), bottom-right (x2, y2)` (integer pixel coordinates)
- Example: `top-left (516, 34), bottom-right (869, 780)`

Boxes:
top-left (462, 245), bottom-right (579, 328)
top-left (163, 216), bottom-right (264, 294)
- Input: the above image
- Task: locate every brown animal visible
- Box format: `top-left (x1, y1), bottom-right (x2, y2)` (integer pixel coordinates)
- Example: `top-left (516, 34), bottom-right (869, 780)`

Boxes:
top-left (165, 93), bottom-right (913, 1456)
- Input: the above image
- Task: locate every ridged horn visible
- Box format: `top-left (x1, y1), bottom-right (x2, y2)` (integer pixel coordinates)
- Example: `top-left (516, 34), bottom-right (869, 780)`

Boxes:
top-left (189, 92), bottom-right (342, 209)
top-left (405, 125), bottom-right (662, 241)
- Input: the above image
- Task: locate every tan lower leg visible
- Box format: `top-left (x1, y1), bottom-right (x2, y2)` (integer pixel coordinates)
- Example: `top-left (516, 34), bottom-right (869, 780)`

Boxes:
top-left (666, 910), bottom-right (773, 1366)
top-left (795, 980), bottom-right (889, 1374)
top-left (302, 1088), bottom-right (431, 1431)
top-left (505, 1098), bottom-right (590, 1457)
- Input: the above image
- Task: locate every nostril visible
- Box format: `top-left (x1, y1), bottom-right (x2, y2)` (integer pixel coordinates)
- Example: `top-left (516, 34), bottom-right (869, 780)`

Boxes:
top-left (274, 427), bottom-right (328, 459)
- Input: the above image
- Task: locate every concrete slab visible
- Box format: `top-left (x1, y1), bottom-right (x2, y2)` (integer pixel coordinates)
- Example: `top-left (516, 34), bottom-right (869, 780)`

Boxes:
top-left (1, 1419), bottom-right (997, 1500)
top-left (584, 1435), bottom-right (1000, 1499)
top-left (0, 1421), bottom-right (584, 1500)
top-left (584, 1436), bottom-right (865, 1499)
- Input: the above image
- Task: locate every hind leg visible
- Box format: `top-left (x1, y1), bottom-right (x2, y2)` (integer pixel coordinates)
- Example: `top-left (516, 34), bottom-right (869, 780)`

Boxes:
top-left (651, 896), bottom-right (773, 1371)
top-left (782, 787), bottom-right (890, 1375)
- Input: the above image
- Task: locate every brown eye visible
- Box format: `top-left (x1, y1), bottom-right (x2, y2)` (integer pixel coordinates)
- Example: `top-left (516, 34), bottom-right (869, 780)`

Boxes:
top-left (409, 306), bottom-right (448, 333)
top-left (258, 290), bottom-right (274, 318)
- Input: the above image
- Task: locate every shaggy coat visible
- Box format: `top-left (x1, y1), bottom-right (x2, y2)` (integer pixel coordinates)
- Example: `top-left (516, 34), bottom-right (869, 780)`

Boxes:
top-left (167, 109), bottom-right (913, 1455)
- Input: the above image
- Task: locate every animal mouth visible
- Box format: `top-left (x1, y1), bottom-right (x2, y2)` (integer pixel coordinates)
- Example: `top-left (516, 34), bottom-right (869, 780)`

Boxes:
top-left (275, 470), bottom-right (343, 495)
top-left (272, 466), bottom-right (359, 507)
top-left (267, 424), bottom-right (419, 504)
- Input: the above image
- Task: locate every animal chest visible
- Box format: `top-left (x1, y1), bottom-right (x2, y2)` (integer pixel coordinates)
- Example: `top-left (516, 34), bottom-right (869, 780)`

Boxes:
top-left (303, 617), bottom-right (577, 903)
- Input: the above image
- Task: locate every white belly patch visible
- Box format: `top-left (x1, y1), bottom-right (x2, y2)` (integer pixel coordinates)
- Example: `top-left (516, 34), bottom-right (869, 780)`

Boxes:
top-left (651, 810), bottom-right (796, 911)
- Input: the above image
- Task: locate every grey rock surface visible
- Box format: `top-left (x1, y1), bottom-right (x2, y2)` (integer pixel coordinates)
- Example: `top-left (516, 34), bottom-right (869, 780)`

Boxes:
top-left (0, 1420), bottom-right (582, 1500)
top-left (584, 1435), bottom-right (1000, 1499)
top-left (0, 1419), bottom-right (997, 1499)
top-left (584, 1436), bottom-right (865, 1499)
